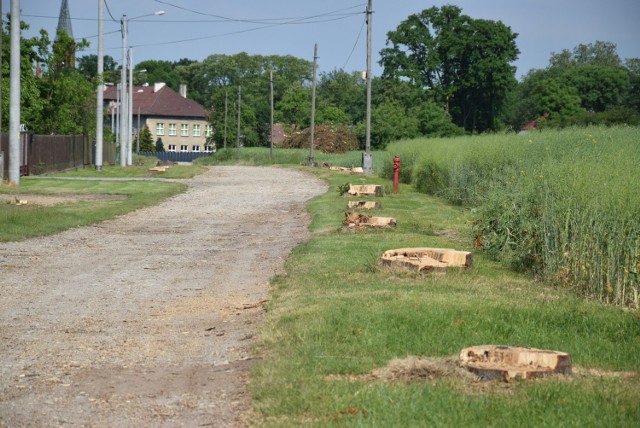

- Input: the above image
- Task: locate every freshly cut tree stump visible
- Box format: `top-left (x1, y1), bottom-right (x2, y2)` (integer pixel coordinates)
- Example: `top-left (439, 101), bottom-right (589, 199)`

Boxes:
top-left (459, 345), bottom-right (572, 381)
top-left (347, 200), bottom-right (381, 210)
top-left (329, 166), bottom-right (364, 174)
top-left (380, 248), bottom-right (472, 273)
top-left (348, 184), bottom-right (383, 197)
top-left (343, 212), bottom-right (396, 228)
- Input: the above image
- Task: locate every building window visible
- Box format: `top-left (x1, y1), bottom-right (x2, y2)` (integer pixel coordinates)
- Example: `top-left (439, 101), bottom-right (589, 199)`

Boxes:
top-left (169, 123), bottom-right (177, 136)
top-left (193, 124), bottom-right (201, 137)
top-left (181, 124), bottom-right (189, 137)
top-left (193, 145), bottom-right (200, 152)
top-left (205, 124), bottom-right (213, 138)
top-left (204, 145), bottom-right (213, 153)
top-left (180, 145), bottom-right (188, 152)
top-left (156, 123), bottom-right (164, 136)
top-left (168, 144), bottom-right (176, 152)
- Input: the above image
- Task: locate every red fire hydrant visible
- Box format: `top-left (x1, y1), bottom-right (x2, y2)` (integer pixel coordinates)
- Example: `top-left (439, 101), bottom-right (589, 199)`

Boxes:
top-left (392, 155), bottom-right (400, 193)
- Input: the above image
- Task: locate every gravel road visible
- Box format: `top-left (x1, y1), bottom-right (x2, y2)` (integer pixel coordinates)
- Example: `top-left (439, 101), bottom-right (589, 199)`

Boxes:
top-left (0, 166), bottom-right (327, 427)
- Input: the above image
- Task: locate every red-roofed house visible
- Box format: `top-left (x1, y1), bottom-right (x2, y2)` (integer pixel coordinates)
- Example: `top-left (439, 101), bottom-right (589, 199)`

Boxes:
top-left (103, 82), bottom-right (214, 153)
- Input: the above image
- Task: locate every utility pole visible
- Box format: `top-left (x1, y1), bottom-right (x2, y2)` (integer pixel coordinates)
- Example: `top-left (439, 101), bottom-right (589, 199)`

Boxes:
top-left (119, 15), bottom-right (127, 167)
top-left (309, 43), bottom-right (318, 165)
top-left (0, 0), bottom-right (3, 147)
top-left (127, 47), bottom-right (133, 165)
top-left (270, 68), bottom-right (274, 159)
top-left (363, 0), bottom-right (373, 175)
top-left (8, 0), bottom-right (20, 185)
top-left (236, 86), bottom-right (241, 159)
top-left (224, 90), bottom-right (228, 149)
top-left (95, 0), bottom-right (104, 171)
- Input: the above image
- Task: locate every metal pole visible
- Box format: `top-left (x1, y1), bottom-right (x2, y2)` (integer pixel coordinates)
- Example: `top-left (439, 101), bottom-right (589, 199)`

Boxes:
top-left (236, 86), bottom-right (241, 159)
top-left (270, 68), bottom-right (274, 159)
top-left (309, 43), bottom-right (318, 165)
top-left (363, 0), bottom-right (373, 175)
top-left (8, 0), bottom-right (20, 185)
top-left (119, 15), bottom-right (127, 167)
top-left (127, 46), bottom-right (133, 165)
top-left (95, 0), bottom-right (104, 170)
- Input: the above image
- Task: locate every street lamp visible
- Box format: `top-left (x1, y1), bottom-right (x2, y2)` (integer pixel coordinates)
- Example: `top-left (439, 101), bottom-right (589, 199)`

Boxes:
top-left (119, 10), bottom-right (164, 167)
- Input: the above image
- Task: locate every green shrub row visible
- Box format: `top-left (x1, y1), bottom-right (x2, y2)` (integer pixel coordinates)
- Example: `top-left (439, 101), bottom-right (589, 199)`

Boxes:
top-left (385, 126), bottom-right (640, 306)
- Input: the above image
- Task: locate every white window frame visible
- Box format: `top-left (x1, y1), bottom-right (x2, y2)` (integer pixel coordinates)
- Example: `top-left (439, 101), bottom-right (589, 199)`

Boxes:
top-left (181, 124), bottom-right (189, 137)
top-left (169, 123), bottom-right (177, 136)
top-left (156, 123), bottom-right (164, 136)
top-left (193, 145), bottom-right (200, 152)
top-left (180, 145), bottom-right (189, 152)
top-left (193, 124), bottom-right (201, 137)
top-left (168, 144), bottom-right (176, 152)
top-left (205, 124), bottom-right (213, 138)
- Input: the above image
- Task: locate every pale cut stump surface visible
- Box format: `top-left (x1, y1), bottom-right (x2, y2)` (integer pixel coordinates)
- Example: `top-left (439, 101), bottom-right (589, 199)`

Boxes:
top-left (0, 166), bottom-right (327, 427)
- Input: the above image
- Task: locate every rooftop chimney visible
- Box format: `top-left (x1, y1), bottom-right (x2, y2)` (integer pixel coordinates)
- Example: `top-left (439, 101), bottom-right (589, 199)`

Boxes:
top-left (179, 84), bottom-right (187, 98)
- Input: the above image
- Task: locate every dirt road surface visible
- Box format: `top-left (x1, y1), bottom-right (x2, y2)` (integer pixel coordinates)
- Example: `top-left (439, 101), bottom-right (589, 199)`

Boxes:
top-left (0, 166), bottom-right (327, 427)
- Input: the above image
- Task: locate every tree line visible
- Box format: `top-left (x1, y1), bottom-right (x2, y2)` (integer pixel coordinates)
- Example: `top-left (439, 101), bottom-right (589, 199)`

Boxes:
top-left (3, 5), bottom-right (639, 150)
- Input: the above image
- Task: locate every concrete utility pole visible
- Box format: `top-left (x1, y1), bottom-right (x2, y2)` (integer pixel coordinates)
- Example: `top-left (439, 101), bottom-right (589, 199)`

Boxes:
top-left (119, 15), bottom-right (128, 167)
top-left (1, 0), bottom-right (3, 142)
top-left (270, 68), bottom-right (274, 159)
top-left (8, 0), bottom-right (21, 185)
top-left (95, 0), bottom-right (104, 171)
top-left (363, 0), bottom-right (373, 175)
top-left (224, 90), bottom-right (228, 149)
top-left (236, 86), bottom-right (241, 159)
top-left (309, 43), bottom-right (318, 165)
top-left (128, 47), bottom-right (133, 165)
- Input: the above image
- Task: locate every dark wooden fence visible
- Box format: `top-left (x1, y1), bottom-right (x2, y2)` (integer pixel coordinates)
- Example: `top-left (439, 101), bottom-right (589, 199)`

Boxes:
top-left (1, 133), bottom-right (116, 178)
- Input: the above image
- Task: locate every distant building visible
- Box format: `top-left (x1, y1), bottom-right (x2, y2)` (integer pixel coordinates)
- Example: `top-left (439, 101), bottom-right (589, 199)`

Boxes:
top-left (103, 83), bottom-right (214, 153)
top-left (55, 0), bottom-right (75, 69)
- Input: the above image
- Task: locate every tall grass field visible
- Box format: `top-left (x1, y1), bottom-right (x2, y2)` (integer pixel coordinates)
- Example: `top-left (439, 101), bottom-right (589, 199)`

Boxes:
top-left (384, 126), bottom-right (640, 307)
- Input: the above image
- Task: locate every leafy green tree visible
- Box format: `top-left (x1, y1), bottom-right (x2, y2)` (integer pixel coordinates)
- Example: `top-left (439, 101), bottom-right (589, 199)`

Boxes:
top-left (549, 41), bottom-right (622, 69)
top-left (563, 64), bottom-right (630, 112)
top-left (624, 58), bottom-right (640, 111)
top-left (77, 54), bottom-right (118, 79)
top-left (380, 5), bottom-right (519, 132)
top-left (317, 69), bottom-right (365, 124)
top-left (36, 30), bottom-right (94, 134)
top-left (531, 78), bottom-right (584, 123)
top-left (179, 53), bottom-right (312, 148)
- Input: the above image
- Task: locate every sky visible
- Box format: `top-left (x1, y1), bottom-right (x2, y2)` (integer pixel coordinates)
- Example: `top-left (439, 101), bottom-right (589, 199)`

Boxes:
top-left (4, 0), bottom-right (640, 80)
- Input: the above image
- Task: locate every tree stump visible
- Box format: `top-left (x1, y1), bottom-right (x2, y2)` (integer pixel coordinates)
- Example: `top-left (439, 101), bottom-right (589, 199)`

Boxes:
top-left (459, 345), bottom-right (572, 381)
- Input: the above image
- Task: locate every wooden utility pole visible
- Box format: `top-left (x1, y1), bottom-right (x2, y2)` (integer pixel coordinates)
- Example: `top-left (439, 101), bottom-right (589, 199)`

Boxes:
top-left (309, 44), bottom-right (318, 165)
top-left (363, 0), bottom-right (373, 175)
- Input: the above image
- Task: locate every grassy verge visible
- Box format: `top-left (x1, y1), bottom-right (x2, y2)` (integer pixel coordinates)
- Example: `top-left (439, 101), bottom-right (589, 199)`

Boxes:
top-left (47, 155), bottom-right (209, 179)
top-left (251, 167), bottom-right (640, 426)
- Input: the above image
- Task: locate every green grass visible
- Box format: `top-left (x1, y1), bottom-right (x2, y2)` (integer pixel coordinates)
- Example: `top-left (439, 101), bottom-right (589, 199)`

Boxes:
top-left (0, 177), bottom-right (186, 242)
top-left (251, 166), bottom-right (640, 427)
top-left (47, 155), bottom-right (209, 179)
top-left (198, 147), bottom-right (392, 175)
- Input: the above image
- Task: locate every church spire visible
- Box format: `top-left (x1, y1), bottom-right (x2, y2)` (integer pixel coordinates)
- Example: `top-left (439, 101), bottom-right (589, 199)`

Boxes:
top-left (56, 0), bottom-right (74, 40)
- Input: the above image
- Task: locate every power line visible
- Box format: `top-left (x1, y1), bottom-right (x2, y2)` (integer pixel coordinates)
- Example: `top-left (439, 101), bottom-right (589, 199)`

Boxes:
top-left (102, 0), bottom-right (118, 23)
top-left (152, 0), bottom-right (365, 25)
top-left (342, 10), bottom-right (367, 69)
